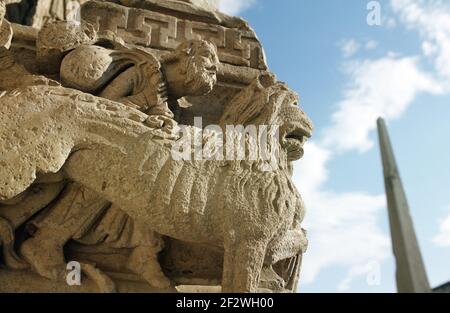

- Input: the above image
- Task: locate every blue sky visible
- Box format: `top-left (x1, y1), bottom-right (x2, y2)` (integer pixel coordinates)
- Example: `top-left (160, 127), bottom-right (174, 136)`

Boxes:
top-left (219, 0), bottom-right (450, 292)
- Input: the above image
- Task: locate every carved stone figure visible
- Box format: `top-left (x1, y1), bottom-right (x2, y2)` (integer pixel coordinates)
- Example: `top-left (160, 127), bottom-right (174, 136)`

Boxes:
top-left (17, 22), bottom-right (220, 290)
top-left (61, 38), bottom-right (219, 116)
top-left (0, 1), bottom-right (12, 49)
top-left (0, 0), bottom-right (312, 293)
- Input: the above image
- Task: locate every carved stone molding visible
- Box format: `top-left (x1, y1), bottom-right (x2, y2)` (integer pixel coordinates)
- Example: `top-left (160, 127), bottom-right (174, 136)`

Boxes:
top-left (81, 1), bottom-right (267, 70)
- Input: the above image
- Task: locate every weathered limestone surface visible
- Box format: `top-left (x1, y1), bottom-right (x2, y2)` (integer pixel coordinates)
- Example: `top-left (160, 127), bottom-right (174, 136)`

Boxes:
top-left (0, 0), bottom-right (313, 293)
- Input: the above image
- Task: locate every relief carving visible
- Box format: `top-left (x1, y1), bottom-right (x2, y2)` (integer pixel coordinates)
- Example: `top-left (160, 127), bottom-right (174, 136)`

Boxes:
top-left (81, 0), bottom-right (267, 70)
top-left (0, 0), bottom-right (312, 293)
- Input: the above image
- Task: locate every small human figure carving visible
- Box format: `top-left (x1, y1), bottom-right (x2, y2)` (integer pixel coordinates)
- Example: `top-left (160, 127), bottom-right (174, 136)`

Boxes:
top-left (60, 39), bottom-right (220, 118)
top-left (35, 21), bottom-right (221, 121)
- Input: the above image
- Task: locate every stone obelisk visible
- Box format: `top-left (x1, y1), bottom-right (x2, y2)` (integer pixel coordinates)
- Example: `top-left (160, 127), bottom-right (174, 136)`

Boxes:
top-left (377, 118), bottom-right (430, 293)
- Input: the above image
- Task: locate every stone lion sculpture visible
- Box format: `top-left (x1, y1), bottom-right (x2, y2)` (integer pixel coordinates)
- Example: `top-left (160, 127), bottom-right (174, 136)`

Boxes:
top-left (0, 0), bottom-right (313, 292)
top-left (0, 70), bottom-right (312, 292)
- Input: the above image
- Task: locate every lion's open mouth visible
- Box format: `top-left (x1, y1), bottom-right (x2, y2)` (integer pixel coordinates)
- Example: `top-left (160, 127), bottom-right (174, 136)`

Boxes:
top-left (282, 124), bottom-right (311, 161)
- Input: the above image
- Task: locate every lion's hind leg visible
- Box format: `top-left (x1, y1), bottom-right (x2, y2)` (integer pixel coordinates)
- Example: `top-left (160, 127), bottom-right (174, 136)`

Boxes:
top-left (126, 245), bottom-right (172, 290)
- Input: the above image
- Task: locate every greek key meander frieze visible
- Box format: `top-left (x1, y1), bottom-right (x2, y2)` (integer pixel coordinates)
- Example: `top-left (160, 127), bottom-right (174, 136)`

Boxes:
top-left (81, 2), bottom-right (267, 69)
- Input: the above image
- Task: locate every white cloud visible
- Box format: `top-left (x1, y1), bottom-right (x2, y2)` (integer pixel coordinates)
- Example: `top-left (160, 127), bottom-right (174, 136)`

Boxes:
top-left (322, 56), bottom-right (441, 153)
top-left (339, 39), bottom-right (378, 58)
top-left (297, 57), bottom-right (431, 289)
top-left (294, 142), bottom-right (389, 289)
top-left (300, 187), bottom-right (389, 287)
top-left (290, 0), bottom-right (450, 291)
top-left (391, 0), bottom-right (450, 81)
top-left (365, 40), bottom-right (378, 50)
top-left (337, 261), bottom-right (382, 292)
top-left (340, 39), bottom-right (361, 58)
top-left (433, 212), bottom-right (450, 247)
top-left (297, 1), bottom-right (448, 290)
top-left (324, 2), bottom-right (450, 154)
top-left (296, 33), bottom-right (441, 291)
top-left (218, 0), bottom-right (257, 16)
top-left (388, 0), bottom-right (450, 252)
top-left (294, 142), bottom-right (330, 195)
top-left (384, 17), bottom-right (397, 29)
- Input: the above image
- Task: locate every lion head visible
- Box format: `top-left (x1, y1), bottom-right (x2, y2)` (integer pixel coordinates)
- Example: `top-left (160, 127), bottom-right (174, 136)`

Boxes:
top-left (220, 73), bottom-right (313, 164)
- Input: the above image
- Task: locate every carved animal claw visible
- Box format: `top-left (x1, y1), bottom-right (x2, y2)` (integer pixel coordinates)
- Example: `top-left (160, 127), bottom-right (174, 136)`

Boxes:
top-left (0, 217), bottom-right (29, 270)
top-left (144, 115), bottom-right (178, 135)
top-left (80, 263), bottom-right (116, 293)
